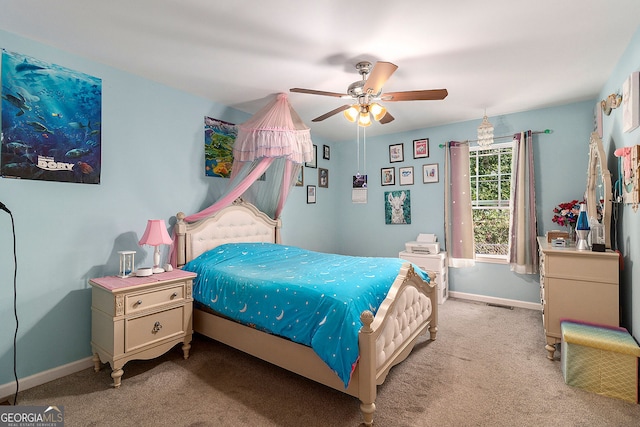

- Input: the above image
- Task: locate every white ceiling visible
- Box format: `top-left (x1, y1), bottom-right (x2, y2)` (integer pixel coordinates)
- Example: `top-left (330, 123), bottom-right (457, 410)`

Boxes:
top-left (2, 0), bottom-right (640, 141)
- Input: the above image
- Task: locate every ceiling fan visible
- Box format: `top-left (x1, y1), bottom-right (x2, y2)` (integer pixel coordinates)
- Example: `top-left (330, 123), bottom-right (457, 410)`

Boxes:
top-left (290, 61), bottom-right (448, 127)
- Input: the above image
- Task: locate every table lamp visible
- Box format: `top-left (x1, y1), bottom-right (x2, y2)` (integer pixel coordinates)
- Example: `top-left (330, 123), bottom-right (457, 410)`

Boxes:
top-left (139, 219), bottom-right (173, 274)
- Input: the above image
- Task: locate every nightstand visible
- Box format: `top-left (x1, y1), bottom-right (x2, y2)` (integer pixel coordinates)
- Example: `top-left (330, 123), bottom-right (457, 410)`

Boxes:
top-left (398, 250), bottom-right (448, 304)
top-left (89, 269), bottom-right (196, 387)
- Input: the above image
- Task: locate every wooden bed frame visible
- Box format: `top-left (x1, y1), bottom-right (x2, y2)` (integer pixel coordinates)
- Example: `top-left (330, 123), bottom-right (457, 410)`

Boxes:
top-left (174, 199), bottom-right (438, 426)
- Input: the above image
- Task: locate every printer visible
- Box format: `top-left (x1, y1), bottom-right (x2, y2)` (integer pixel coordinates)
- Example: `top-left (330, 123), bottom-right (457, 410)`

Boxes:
top-left (405, 233), bottom-right (440, 254)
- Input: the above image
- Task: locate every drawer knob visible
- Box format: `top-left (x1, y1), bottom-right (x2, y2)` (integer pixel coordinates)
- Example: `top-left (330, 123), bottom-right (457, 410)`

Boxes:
top-left (135, 300), bottom-right (142, 306)
top-left (152, 321), bottom-right (162, 334)
top-left (171, 292), bottom-right (178, 299)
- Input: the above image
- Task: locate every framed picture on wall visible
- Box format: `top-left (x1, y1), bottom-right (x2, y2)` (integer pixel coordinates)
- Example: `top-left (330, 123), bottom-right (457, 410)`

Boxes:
top-left (307, 185), bottom-right (316, 203)
top-left (381, 167), bottom-right (395, 186)
top-left (423, 163), bottom-right (439, 183)
top-left (399, 166), bottom-right (414, 185)
top-left (384, 190), bottom-right (411, 224)
top-left (306, 144), bottom-right (317, 168)
top-left (323, 144), bottom-right (330, 160)
top-left (318, 168), bottom-right (328, 188)
top-left (389, 144), bottom-right (404, 163)
top-left (413, 138), bottom-right (429, 159)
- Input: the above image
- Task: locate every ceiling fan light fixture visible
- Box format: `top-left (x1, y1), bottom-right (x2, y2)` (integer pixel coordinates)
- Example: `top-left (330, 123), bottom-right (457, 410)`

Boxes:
top-left (369, 103), bottom-right (387, 121)
top-left (343, 105), bottom-right (359, 123)
top-left (477, 114), bottom-right (494, 147)
top-left (358, 111), bottom-right (372, 127)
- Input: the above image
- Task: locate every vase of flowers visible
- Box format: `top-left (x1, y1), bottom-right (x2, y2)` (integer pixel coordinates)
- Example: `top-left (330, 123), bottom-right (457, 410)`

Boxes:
top-left (552, 199), bottom-right (580, 243)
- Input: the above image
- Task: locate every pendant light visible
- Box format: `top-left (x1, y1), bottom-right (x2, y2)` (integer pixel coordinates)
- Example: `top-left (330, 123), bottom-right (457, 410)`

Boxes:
top-left (477, 111), bottom-right (494, 147)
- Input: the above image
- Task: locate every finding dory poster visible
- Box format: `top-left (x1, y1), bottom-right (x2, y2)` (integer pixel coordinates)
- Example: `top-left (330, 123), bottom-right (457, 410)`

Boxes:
top-left (1, 50), bottom-right (102, 184)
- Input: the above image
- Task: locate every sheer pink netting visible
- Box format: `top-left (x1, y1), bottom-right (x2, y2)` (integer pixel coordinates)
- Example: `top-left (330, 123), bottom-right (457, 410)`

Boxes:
top-left (233, 93), bottom-right (313, 164)
top-left (181, 157), bottom-right (275, 223)
top-left (169, 94), bottom-right (313, 266)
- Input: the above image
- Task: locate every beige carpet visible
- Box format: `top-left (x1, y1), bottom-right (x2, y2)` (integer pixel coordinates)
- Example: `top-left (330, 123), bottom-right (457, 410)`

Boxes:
top-left (11, 298), bottom-right (640, 426)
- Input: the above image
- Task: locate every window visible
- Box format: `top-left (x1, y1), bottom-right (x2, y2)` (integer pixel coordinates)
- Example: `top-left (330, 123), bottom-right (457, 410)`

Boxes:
top-left (469, 141), bottom-right (513, 262)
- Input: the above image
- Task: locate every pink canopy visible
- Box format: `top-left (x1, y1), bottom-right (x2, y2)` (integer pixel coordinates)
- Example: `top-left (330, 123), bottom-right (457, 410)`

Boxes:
top-left (233, 93), bottom-right (313, 166)
top-left (169, 94), bottom-right (313, 266)
top-left (182, 93), bottom-right (313, 220)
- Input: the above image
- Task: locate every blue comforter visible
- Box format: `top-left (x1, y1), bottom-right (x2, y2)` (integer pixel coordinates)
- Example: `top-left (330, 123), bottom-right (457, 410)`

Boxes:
top-left (182, 242), bottom-right (428, 388)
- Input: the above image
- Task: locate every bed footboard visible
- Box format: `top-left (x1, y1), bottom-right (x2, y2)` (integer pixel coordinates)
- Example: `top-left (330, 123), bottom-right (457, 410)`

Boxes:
top-left (356, 264), bottom-right (437, 425)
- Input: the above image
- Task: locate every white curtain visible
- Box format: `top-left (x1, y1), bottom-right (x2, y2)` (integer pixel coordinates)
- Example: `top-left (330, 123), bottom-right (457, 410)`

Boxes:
top-left (444, 141), bottom-right (475, 267)
top-left (508, 131), bottom-right (538, 274)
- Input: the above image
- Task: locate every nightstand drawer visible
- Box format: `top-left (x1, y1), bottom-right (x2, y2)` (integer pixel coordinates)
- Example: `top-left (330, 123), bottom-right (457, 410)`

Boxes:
top-left (399, 251), bottom-right (446, 270)
top-left (125, 284), bottom-right (184, 314)
top-left (125, 306), bottom-right (185, 352)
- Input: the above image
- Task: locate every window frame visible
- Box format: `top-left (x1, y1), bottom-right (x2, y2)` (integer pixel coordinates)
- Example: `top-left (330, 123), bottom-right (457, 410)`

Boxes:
top-left (469, 141), bottom-right (514, 263)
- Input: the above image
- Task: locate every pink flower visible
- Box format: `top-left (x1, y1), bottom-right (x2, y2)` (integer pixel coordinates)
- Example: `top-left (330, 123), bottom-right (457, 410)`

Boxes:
top-left (552, 200), bottom-right (580, 227)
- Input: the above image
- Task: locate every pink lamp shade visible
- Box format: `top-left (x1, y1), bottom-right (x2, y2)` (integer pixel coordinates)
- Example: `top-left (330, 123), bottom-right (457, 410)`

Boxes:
top-left (139, 219), bottom-right (172, 246)
top-left (139, 219), bottom-right (173, 273)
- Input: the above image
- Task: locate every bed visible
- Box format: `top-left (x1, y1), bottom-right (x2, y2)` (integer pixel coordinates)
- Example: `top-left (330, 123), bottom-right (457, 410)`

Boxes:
top-left (174, 199), bottom-right (438, 425)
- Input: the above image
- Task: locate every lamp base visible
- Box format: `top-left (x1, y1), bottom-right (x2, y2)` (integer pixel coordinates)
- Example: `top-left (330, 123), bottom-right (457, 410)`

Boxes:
top-left (152, 266), bottom-right (165, 274)
top-left (575, 229), bottom-right (590, 251)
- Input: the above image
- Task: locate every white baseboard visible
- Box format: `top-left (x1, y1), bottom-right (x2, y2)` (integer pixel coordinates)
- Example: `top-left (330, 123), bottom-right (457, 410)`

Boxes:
top-left (448, 291), bottom-right (542, 311)
top-left (0, 356), bottom-right (93, 402)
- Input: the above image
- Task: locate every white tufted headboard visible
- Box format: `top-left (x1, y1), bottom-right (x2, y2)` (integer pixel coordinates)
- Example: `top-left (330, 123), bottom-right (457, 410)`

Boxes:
top-left (174, 199), bottom-right (281, 267)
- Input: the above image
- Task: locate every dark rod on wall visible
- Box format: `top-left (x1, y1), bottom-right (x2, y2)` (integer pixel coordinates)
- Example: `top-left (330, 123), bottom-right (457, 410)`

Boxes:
top-left (438, 129), bottom-right (552, 148)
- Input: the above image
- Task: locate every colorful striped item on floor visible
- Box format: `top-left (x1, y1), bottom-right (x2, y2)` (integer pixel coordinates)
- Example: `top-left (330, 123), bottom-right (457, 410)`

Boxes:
top-left (561, 319), bottom-right (640, 403)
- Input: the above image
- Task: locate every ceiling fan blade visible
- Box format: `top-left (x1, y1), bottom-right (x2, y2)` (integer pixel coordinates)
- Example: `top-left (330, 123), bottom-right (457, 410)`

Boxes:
top-left (290, 88), bottom-right (346, 98)
top-left (379, 111), bottom-right (394, 124)
top-left (311, 104), bottom-right (351, 122)
top-left (363, 61), bottom-right (398, 95)
top-left (382, 89), bottom-right (448, 101)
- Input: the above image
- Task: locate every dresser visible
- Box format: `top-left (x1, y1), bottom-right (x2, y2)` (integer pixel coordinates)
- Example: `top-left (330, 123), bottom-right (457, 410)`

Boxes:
top-left (537, 237), bottom-right (619, 360)
top-left (398, 250), bottom-right (448, 304)
top-left (90, 269), bottom-right (196, 387)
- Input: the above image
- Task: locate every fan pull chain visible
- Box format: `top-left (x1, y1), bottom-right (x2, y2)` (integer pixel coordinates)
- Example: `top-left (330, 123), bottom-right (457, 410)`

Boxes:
top-left (363, 126), bottom-right (366, 176)
top-left (356, 123), bottom-right (361, 176)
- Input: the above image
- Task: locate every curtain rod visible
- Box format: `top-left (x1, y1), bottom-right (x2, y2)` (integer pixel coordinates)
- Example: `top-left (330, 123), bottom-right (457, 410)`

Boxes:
top-left (438, 129), bottom-right (552, 148)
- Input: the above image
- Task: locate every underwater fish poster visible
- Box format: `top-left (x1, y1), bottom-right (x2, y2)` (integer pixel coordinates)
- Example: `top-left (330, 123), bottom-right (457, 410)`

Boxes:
top-left (204, 116), bottom-right (236, 178)
top-left (1, 50), bottom-right (102, 184)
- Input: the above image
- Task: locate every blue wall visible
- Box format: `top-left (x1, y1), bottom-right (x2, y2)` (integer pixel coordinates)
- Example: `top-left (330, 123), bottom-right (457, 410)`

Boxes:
top-left (597, 26), bottom-right (640, 340)
top-left (1, 23), bottom-right (638, 389)
top-left (0, 28), bottom-right (337, 388)
top-left (331, 102), bottom-right (594, 304)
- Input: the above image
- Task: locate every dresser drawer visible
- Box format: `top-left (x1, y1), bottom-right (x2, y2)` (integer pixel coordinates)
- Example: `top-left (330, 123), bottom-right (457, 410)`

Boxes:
top-left (125, 306), bottom-right (185, 352)
top-left (544, 253), bottom-right (617, 284)
top-left (125, 284), bottom-right (184, 314)
top-left (399, 251), bottom-right (446, 271)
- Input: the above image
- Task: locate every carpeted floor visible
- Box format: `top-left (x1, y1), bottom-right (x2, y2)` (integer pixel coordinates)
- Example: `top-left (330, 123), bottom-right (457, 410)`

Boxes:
top-left (9, 298), bottom-right (640, 426)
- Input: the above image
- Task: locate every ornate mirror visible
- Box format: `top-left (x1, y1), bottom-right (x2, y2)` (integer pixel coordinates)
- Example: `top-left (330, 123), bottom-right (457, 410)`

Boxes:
top-left (586, 132), bottom-right (612, 248)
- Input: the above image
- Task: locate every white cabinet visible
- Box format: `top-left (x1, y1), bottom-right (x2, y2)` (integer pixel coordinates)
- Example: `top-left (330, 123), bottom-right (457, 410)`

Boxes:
top-left (399, 251), bottom-right (448, 304)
